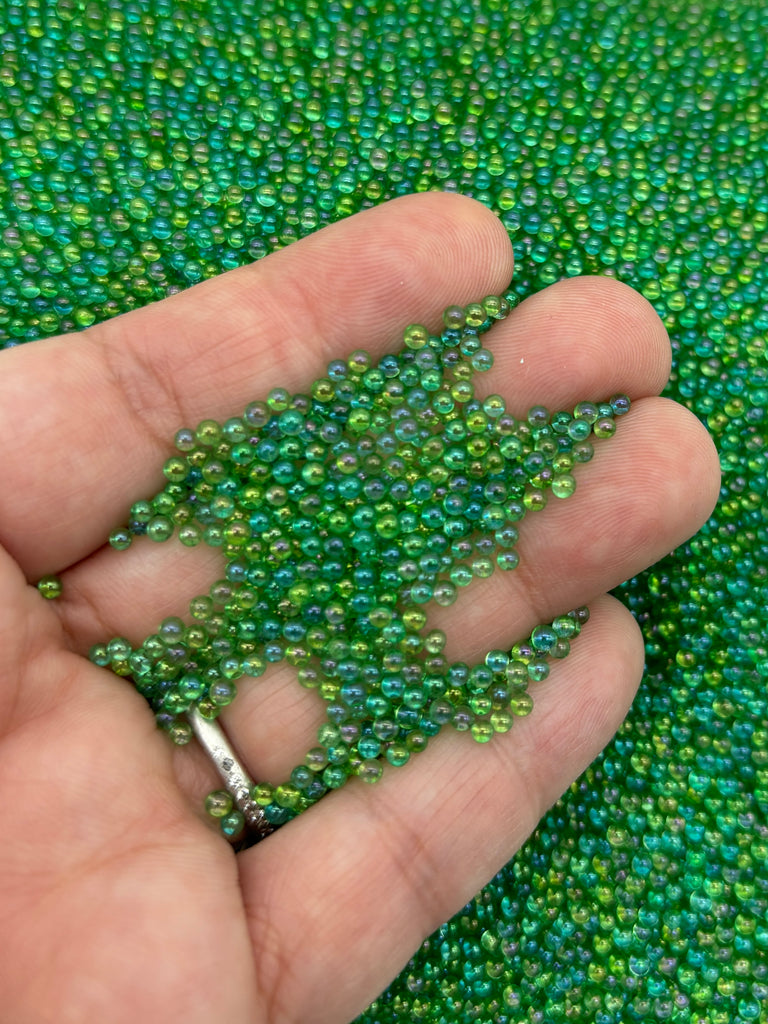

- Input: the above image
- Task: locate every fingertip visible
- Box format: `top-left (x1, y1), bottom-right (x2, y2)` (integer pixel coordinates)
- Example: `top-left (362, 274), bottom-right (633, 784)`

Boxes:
top-left (552, 275), bottom-right (673, 396)
top-left (494, 275), bottom-right (672, 409)
top-left (380, 190), bottom-right (514, 265)
top-left (499, 593), bottom-right (642, 808)
top-left (286, 191), bottom-right (516, 321)
top-left (408, 191), bottom-right (516, 292)
top-left (650, 396), bottom-right (722, 527)
top-left (587, 275), bottom-right (672, 395)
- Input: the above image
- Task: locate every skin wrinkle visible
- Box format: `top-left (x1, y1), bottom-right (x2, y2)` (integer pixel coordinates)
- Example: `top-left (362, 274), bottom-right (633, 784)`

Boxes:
top-left (95, 327), bottom-right (189, 455)
top-left (354, 782), bottom-right (448, 927)
top-left (246, 894), bottom-right (296, 1024)
top-left (0, 588), bottom-right (70, 735)
top-left (252, 788), bottom-right (447, 1024)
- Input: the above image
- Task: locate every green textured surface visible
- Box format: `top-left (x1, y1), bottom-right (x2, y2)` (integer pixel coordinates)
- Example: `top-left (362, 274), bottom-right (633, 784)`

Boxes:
top-left (1, 1), bottom-right (766, 1021)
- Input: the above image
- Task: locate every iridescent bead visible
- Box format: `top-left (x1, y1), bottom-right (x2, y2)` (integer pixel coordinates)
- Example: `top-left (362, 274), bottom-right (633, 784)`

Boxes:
top-left (36, 574), bottom-right (63, 599)
top-left (219, 810), bottom-right (245, 838)
top-left (204, 790), bottom-right (233, 819)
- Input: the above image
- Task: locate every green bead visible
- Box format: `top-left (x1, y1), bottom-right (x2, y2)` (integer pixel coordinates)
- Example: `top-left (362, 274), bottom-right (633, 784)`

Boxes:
top-left (471, 720), bottom-right (494, 743)
top-left (274, 784), bottom-right (301, 809)
top-left (386, 743), bottom-right (410, 767)
top-left (510, 693), bottom-right (534, 717)
top-left (551, 474), bottom-right (576, 499)
top-left (36, 574), bottom-right (63, 599)
top-left (167, 720), bottom-right (192, 745)
top-left (146, 516), bottom-right (173, 542)
top-left (109, 527), bottom-right (132, 550)
top-left (252, 783), bottom-right (274, 807)
top-left (593, 416), bottom-right (617, 439)
top-left (523, 489), bottom-right (547, 512)
top-left (490, 710), bottom-right (513, 733)
top-left (403, 323), bottom-right (429, 350)
top-left (204, 790), bottom-right (233, 819)
top-left (88, 643), bottom-right (110, 667)
top-left (162, 456), bottom-right (188, 482)
top-left (357, 760), bottom-right (384, 784)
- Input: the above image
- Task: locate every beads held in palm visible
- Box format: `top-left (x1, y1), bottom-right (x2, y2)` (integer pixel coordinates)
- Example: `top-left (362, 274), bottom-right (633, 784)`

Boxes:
top-left (91, 293), bottom-right (630, 834)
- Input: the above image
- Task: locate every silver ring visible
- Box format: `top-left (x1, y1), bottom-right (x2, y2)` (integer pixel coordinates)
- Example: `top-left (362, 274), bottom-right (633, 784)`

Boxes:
top-left (187, 707), bottom-right (275, 845)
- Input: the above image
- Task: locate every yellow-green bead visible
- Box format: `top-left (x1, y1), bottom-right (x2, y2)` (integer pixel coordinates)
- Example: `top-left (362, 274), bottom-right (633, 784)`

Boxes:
top-left (471, 720), bottom-right (494, 743)
top-left (37, 575), bottom-right (63, 599)
top-left (204, 790), bottom-right (233, 819)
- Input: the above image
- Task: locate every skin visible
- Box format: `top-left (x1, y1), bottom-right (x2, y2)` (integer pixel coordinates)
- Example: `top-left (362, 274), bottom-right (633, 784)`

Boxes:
top-left (0, 193), bottom-right (720, 1024)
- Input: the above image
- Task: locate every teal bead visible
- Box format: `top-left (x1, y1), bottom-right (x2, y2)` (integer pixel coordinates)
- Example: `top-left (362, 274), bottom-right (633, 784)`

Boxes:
top-left (567, 419), bottom-right (592, 442)
top-left (219, 810), bottom-right (245, 838)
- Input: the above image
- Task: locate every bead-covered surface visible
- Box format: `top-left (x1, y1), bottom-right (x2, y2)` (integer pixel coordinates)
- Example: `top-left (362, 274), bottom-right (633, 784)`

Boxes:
top-left (1, 1), bottom-right (766, 1022)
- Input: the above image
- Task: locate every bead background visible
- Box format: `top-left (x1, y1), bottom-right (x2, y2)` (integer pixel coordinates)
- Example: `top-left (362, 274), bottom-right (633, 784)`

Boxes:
top-left (1, 1), bottom-right (766, 1022)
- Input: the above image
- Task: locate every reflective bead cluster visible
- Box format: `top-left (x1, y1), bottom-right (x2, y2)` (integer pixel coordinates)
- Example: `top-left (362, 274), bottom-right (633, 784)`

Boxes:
top-left (92, 294), bottom-right (628, 830)
top-left (3, 0), bottom-right (767, 1021)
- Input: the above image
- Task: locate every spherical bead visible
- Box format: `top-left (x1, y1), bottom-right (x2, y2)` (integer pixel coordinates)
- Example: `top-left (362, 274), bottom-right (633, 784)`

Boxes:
top-left (219, 810), bottom-right (245, 838)
top-left (204, 790), bottom-right (233, 819)
top-left (36, 575), bottom-right (63, 599)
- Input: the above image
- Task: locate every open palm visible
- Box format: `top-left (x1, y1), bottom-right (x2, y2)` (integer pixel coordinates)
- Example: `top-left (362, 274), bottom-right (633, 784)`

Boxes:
top-left (0, 194), bottom-right (719, 1024)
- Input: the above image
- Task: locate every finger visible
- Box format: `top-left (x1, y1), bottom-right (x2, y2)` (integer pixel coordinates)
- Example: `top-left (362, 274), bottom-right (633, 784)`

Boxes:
top-left (476, 273), bottom-right (672, 409)
top-left (0, 192), bottom-right (514, 578)
top-left (54, 274), bottom-right (674, 653)
top-left (239, 594), bottom-right (643, 1024)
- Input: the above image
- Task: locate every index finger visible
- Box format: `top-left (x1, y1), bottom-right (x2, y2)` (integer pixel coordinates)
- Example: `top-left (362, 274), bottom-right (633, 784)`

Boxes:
top-left (0, 193), bottom-right (514, 577)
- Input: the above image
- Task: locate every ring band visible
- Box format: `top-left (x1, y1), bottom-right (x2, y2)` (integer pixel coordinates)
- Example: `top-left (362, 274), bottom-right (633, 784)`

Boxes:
top-left (187, 707), bottom-right (275, 845)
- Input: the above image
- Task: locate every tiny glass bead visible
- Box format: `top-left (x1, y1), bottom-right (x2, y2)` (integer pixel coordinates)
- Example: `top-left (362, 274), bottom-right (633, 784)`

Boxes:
top-left (593, 417), bottom-right (617, 439)
top-left (510, 693), bottom-right (534, 716)
top-left (220, 810), bottom-right (245, 837)
top-left (551, 473), bottom-right (576, 499)
top-left (37, 575), bottom-right (63, 599)
top-left (167, 720), bottom-right (192, 745)
top-left (109, 527), bottom-right (132, 550)
top-left (146, 516), bottom-right (173, 542)
top-left (205, 791), bottom-right (233, 819)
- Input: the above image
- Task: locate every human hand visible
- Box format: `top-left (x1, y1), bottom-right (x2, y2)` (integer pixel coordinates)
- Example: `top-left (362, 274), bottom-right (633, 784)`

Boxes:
top-left (0, 193), bottom-right (719, 1024)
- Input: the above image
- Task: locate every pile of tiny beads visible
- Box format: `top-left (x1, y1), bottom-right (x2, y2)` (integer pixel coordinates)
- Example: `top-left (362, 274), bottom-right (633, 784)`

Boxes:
top-left (91, 293), bottom-right (629, 835)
